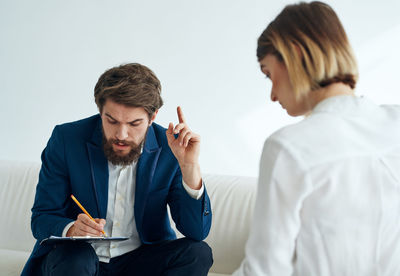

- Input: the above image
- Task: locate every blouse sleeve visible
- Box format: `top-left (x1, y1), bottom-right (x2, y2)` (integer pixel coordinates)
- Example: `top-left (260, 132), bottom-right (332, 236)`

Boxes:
top-left (233, 137), bottom-right (312, 276)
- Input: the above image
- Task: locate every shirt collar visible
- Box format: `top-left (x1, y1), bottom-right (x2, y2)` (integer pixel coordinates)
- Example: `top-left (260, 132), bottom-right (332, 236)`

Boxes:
top-left (312, 95), bottom-right (375, 115)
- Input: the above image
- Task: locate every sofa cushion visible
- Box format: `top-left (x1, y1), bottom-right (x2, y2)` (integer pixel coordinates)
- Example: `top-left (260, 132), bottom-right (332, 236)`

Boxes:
top-left (0, 249), bottom-right (30, 276)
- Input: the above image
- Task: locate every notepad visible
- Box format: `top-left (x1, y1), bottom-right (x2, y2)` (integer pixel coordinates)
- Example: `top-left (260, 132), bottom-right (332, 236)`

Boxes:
top-left (40, 235), bottom-right (129, 246)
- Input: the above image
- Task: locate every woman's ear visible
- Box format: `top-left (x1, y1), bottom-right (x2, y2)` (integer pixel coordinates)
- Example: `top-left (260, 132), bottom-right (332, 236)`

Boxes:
top-left (292, 42), bottom-right (303, 59)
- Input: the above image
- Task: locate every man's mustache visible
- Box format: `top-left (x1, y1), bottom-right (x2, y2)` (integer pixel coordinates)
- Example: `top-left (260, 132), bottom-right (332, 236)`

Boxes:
top-left (110, 139), bottom-right (136, 147)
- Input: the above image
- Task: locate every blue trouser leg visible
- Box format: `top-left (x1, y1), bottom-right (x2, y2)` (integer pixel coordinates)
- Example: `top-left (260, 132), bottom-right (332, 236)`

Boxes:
top-left (41, 242), bottom-right (99, 276)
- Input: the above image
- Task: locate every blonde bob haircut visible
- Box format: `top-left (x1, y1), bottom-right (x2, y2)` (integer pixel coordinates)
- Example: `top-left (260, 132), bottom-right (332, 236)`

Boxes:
top-left (257, 1), bottom-right (358, 99)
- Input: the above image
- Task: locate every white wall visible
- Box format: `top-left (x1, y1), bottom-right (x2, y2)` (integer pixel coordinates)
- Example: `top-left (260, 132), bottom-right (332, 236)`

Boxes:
top-left (1, 0), bottom-right (399, 177)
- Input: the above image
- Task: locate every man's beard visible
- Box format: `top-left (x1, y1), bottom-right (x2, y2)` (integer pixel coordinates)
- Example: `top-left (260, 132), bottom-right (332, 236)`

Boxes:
top-left (102, 129), bottom-right (148, 166)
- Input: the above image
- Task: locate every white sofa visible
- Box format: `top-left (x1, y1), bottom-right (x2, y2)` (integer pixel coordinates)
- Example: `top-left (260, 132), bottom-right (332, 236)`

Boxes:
top-left (0, 160), bottom-right (257, 276)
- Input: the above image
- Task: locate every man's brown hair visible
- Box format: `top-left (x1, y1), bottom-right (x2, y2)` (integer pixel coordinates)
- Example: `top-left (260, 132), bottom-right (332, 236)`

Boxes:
top-left (94, 63), bottom-right (163, 116)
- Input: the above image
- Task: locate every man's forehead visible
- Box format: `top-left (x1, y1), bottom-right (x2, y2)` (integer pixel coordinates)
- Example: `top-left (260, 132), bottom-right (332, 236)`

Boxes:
top-left (102, 101), bottom-right (148, 121)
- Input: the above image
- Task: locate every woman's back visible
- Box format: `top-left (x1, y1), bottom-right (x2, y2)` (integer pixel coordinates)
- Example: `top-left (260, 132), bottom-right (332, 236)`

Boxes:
top-left (271, 95), bottom-right (400, 275)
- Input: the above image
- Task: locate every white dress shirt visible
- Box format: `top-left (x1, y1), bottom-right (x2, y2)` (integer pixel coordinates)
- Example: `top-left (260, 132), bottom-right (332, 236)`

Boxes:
top-left (63, 160), bottom-right (204, 263)
top-left (233, 95), bottom-right (400, 276)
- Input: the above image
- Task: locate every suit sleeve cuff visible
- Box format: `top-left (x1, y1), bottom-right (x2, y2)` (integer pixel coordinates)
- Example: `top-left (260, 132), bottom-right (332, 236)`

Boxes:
top-left (62, 221), bottom-right (75, 237)
top-left (182, 180), bottom-right (204, 200)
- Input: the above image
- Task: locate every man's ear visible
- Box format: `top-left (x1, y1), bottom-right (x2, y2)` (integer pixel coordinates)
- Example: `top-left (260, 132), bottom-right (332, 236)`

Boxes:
top-left (149, 110), bottom-right (158, 125)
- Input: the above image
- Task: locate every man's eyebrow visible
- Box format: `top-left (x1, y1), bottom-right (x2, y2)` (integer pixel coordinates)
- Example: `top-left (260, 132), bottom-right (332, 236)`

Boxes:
top-left (129, 118), bottom-right (144, 124)
top-left (105, 113), bottom-right (144, 124)
top-left (105, 113), bottom-right (116, 121)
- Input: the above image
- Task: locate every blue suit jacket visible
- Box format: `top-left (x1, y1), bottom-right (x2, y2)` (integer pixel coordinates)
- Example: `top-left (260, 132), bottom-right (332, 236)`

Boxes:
top-left (21, 114), bottom-right (212, 275)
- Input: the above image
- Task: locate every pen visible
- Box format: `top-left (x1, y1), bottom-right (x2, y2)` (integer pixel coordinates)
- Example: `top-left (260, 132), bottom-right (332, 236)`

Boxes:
top-left (70, 194), bottom-right (107, 236)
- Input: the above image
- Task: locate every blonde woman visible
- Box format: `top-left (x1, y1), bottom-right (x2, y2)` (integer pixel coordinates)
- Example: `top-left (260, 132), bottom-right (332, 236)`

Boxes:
top-left (233, 2), bottom-right (400, 276)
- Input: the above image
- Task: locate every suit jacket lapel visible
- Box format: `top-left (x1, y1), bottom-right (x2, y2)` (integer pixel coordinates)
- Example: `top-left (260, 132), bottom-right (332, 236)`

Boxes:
top-left (86, 116), bottom-right (109, 218)
top-left (135, 125), bottom-right (162, 232)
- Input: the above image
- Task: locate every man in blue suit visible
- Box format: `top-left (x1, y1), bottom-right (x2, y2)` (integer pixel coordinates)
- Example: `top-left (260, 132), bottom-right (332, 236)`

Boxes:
top-left (22, 63), bottom-right (213, 275)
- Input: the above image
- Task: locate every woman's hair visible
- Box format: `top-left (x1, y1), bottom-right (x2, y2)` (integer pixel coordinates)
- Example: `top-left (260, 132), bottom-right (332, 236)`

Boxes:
top-left (94, 63), bottom-right (163, 117)
top-left (257, 1), bottom-right (358, 99)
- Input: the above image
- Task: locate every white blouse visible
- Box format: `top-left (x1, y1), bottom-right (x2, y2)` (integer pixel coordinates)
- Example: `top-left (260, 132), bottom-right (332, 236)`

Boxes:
top-left (233, 95), bottom-right (400, 276)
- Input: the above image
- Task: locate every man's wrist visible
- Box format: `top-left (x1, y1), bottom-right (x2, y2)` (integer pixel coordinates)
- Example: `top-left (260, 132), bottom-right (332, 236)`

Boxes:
top-left (63, 221), bottom-right (75, 237)
top-left (180, 163), bottom-right (202, 190)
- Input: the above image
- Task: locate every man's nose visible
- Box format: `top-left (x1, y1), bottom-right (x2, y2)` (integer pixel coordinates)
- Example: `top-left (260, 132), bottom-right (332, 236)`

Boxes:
top-left (115, 125), bottom-right (128, 140)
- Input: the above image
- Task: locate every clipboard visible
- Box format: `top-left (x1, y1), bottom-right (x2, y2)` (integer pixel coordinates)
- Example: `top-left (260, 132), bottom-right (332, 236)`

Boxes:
top-left (40, 235), bottom-right (129, 246)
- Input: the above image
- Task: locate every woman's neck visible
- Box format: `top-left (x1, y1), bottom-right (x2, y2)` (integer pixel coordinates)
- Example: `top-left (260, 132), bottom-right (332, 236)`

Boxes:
top-left (308, 82), bottom-right (355, 110)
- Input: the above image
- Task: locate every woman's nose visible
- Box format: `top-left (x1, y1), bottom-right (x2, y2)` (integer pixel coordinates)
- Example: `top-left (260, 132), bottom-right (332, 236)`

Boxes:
top-left (270, 91), bottom-right (278, 102)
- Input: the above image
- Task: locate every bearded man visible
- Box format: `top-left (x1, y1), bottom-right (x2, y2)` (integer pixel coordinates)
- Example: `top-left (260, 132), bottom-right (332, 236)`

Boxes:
top-left (22, 63), bottom-right (213, 276)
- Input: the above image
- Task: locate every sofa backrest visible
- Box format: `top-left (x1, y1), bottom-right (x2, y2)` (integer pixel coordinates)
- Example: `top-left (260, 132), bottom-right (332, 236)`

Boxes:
top-left (202, 174), bottom-right (257, 274)
top-left (0, 160), bottom-right (39, 252)
top-left (0, 160), bottom-right (257, 274)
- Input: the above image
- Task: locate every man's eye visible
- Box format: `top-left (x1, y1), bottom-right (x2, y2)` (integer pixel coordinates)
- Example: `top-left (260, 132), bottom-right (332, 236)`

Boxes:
top-left (108, 120), bottom-right (117, 125)
top-left (129, 123), bottom-right (140, 127)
